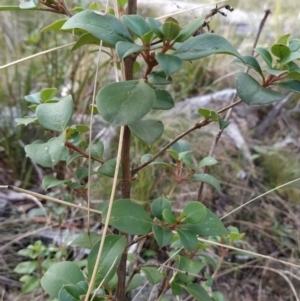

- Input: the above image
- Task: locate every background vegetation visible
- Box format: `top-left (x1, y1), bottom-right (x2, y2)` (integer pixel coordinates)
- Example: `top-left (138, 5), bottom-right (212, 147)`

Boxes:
top-left (1, 0), bottom-right (300, 300)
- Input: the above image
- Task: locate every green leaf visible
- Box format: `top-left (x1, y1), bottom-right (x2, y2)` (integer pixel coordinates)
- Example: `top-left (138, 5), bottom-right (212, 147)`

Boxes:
top-left (153, 89), bottom-right (174, 110)
top-left (88, 235), bottom-right (127, 286)
top-left (66, 153), bottom-right (82, 166)
top-left (126, 274), bottom-right (143, 292)
top-left (14, 261), bottom-right (38, 274)
top-left (151, 198), bottom-right (171, 220)
top-left (42, 176), bottom-right (69, 189)
top-left (58, 284), bottom-right (81, 301)
top-left (61, 10), bottom-right (133, 47)
top-left (162, 20), bottom-right (181, 42)
top-left (89, 2), bottom-right (102, 10)
top-left (197, 157), bottom-right (218, 170)
top-left (36, 95), bottom-right (74, 132)
top-left (177, 256), bottom-right (206, 283)
top-left (129, 119), bottom-right (164, 145)
top-left (87, 140), bottom-right (104, 160)
top-left (96, 80), bottom-right (155, 126)
top-left (41, 262), bottom-right (85, 298)
top-left (118, 0), bottom-right (128, 8)
top-left (265, 67), bottom-right (287, 76)
top-left (75, 167), bottom-right (90, 180)
top-left (189, 174), bottom-right (221, 191)
top-left (25, 133), bottom-right (68, 168)
top-left (15, 117), bottom-right (38, 126)
top-left (142, 30), bottom-right (155, 44)
top-left (71, 232), bottom-right (101, 249)
top-left (20, 275), bottom-right (40, 294)
top-left (98, 158), bottom-right (122, 178)
top-left (184, 209), bottom-right (228, 236)
top-left (146, 17), bottom-right (164, 39)
top-left (182, 202), bottom-right (207, 224)
top-left (288, 39), bottom-right (300, 52)
top-left (177, 229), bottom-right (198, 252)
top-left (170, 140), bottom-right (190, 154)
top-left (255, 47), bottom-right (272, 67)
top-left (122, 15), bottom-right (150, 39)
top-left (71, 33), bottom-right (101, 52)
top-left (71, 124), bottom-right (89, 133)
top-left (41, 88), bottom-right (57, 101)
top-left (277, 33), bottom-right (290, 45)
top-left (271, 44), bottom-right (290, 60)
top-left (141, 267), bottom-right (164, 285)
top-left (148, 70), bottom-right (172, 85)
top-left (171, 281), bottom-right (183, 295)
top-left (212, 292), bottom-right (225, 301)
top-left (182, 283), bottom-right (212, 301)
top-left (236, 73), bottom-right (285, 105)
top-left (41, 19), bottom-right (67, 32)
top-left (116, 41), bottom-right (147, 59)
top-left (276, 80), bottom-right (300, 93)
top-left (175, 17), bottom-right (204, 43)
top-left (233, 56), bottom-right (263, 78)
top-left (155, 53), bottom-right (183, 77)
top-left (280, 51), bottom-right (300, 65)
top-left (153, 225), bottom-right (173, 248)
top-left (287, 71), bottom-right (300, 81)
top-left (174, 34), bottom-right (242, 61)
top-left (162, 209), bottom-right (176, 225)
top-left (102, 199), bottom-right (153, 235)
top-left (24, 92), bottom-right (41, 104)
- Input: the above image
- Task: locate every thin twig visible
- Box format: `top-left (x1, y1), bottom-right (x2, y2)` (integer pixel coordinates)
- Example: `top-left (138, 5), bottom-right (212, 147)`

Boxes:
top-left (0, 43), bottom-right (75, 70)
top-left (221, 177), bottom-right (300, 220)
top-left (0, 185), bottom-right (101, 215)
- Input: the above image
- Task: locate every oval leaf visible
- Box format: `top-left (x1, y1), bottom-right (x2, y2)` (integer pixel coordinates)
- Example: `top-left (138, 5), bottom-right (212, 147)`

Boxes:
top-left (88, 235), bottom-right (127, 286)
top-left (148, 70), bottom-right (172, 85)
top-left (197, 157), bottom-right (218, 170)
top-left (151, 198), bottom-right (171, 220)
top-left (102, 199), bottom-right (153, 235)
top-left (175, 17), bottom-right (204, 43)
top-left (277, 80), bottom-right (300, 93)
top-left (42, 176), bottom-right (69, 189)
top-left (153, 89), bottom-right (174, 110)
top-left (255, 47), bottom-right (272, 67)
top-left (174, 34), bottom-right (242, 61)
top-left (177, 229), bottom-right (198, 252)
top-left (141, 267), bottom-right (164, 285)
top-left (182, 283), bottom-right (212, 301)
top-left (71, 33), bottom-right (101, 52)
top-left (189, 173), bottom-right (221, 191)
top-left (153, 225), bottom-right (173, 248)
top-left (41, 262), bottom-right (84, 298)
top-left (98, 158), bottom-right (122, 178)
top-left (271, 44), bottom-right (290, 60)
top-left (71, 232), bottom-right (101, 249)
top-left (162, 21), bottom-right (181, 42)
top-left (25, 133), bottom-right (67, 167)
top-left (116, 41), bottom-right (147, 59)
top-left (182, 201), bottom-right (207, 224)
top-left (129, 119), bottom-right (164, 145)
top-left (122, 15), bottom-right (150, 39)
top-left (184, 209), bottom-right (228, 236)
top-left (61, 10), bottom-right (133, 46)
top-left (36, 95), bottom-right (73, 132)
top-left (146, 17), bottom-right (164, 39)
top-left (177, 256), bottom-right (206, 283)
top-left (236, 73), bottom-right (286, 105)
top-left (96, 80), bottom-right (155, 126)
top-left (233, 55), bottom-right (263, 78)
top-left (155, 53), bottom-right (183, 77)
